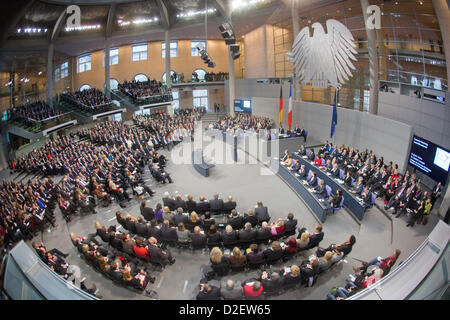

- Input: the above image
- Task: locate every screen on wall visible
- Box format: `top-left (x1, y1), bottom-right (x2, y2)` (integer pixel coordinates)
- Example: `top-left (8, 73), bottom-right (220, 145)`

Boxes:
top-left (408, 135), bottom-right (450, 184)
top-left (234, 99), bottom-right (252, 114)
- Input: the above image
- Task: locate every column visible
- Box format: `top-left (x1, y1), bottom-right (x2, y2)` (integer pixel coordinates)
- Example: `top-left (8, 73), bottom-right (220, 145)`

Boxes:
top-left (432, 0), bottom-right (450, 86)
top-left (360, 0), bottom-right (379, 115)
top-left (291, 0), bottom-right (301, 101)
top-left (228, 45), bottom-right (235, 116)
top-left (46, 42), bottom-right (54, 107)
top-left (105, 37), bottom-right (111, 99)
top-left (165, 30), bottom-right (171, 88)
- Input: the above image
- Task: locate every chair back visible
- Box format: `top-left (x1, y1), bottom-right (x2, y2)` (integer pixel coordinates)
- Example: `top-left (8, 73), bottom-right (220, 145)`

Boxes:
top-left (350, 177), bottom-right (354, 186)
top-left (325, 185), bottom-right (332, 198)
top-left (371, 192), bottom-right (376, 205)
top-left (339, 169), bottom-right (345, 179)
top-left (307, 170), bottom-right (312, 180)
top-left (339, 196), bottom-right (345, 207)
top-left (321, 158), bottom-right (326, 166)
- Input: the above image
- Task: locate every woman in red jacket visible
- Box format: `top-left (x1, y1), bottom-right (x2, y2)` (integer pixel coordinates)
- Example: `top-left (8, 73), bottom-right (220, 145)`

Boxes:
top-left (243, 280), bottom-right (264, 299)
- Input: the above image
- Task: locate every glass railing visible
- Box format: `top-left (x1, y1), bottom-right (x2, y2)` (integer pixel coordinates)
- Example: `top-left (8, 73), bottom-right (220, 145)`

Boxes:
top-left (347, 220), bottom-right (450, 300)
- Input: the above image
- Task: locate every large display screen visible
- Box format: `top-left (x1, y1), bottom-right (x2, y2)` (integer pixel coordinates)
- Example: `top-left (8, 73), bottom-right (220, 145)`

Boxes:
top-left (234, 99), bottom-right (252, 114)
top-left (408, 135), bottom-right (450, 184)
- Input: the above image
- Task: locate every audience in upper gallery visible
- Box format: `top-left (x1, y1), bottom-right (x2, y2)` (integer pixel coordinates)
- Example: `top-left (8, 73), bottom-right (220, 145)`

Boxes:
top-left (118, 79), bottom-right (169, 99)
top-left (205, 72), bottom-right (229, 82)
top-left (62, 88), bottom-right (111, 111)
top-left (8, 100), bottom-right (62, 124)
top-left (211, 114), bottom-right (274, 133)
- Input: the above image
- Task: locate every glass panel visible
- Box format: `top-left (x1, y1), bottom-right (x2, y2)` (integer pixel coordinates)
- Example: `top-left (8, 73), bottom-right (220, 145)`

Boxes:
top-left (3, 257), bottom-right (44, 300)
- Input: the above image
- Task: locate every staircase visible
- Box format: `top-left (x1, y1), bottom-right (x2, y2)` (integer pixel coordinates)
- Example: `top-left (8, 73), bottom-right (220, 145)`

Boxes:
top-left (110, 89), bottom-right (139, 111)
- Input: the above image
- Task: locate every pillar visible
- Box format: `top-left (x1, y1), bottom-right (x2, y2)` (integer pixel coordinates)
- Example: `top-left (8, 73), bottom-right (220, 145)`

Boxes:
top-left (105, 37), bottom-right (111, 99)
top-left (165, 30), bottom-right (171, 88)
top-left (360, 0), bottom-right (379, 114)
top-left (291, 0), bottom-right (301, 101)
top-left (432, 0), bottom-right (450, 86)
top-left (228, 45), bottom-right (235, 116)
top-left (46, 42), bottom-right (54, 107)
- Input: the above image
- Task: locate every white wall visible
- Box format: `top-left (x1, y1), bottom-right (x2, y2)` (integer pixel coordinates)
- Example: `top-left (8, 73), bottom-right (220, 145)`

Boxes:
top-left (225, 79), bottom-right (291, 114)
top-left (378, 92), bottom-right (450, 150)
top-left (251, 96), bottom-right (414, 172)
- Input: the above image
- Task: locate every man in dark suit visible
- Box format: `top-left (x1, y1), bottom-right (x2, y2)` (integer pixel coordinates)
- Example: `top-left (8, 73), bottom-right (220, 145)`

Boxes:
top-left (297, 145), bottom-right (307, 156)
top-left (314, 179), bottom-right (327, 198)
top-left (147, 237), bottom-right (176, 266)
top-left (209, 194), bottom-right (224, 215)
top-left (284, 213), bottom-right (297, 235)
top-left (297, 224), bottom-right (324, 248)
top-left (297, 165), bottom-right (307, 179)
top-left (223, 196), bottom-right (237, 215)
top-left (289, 159), bottom-right (301, 172)
top-left (351, 176), bottom-right (364, 195)
top-left (221, 225), bottom-right (238, 246)
top-left (227, 210), bottom-right (245, 230)
top-left (134, 217), bottom-right (150, 237)
top-left (238, 222), bottom-right (256, 243)
top-left (173, 194), bottom-right (187, 212)
top-left (196, 196), bottom-right (210, 215)
top-left (124, 215), bottom-right (136, 234)
top-left (254, 201), bottom-right (270, 225)
top-left (243, 209), bottom-right (258, 227)
top-left (307, 148), bottom-right (315, 161)
top-left (431, 182), bottom-right (442, 210)
top-left (395, 188), bottom-right (413, 218)
top-left (140, 201), bottom-right (154, 221)
top-left (162, 192), bottom-right (176, 211)
top-left (173, 207), bottom-right (189, 226)
top-left (160, 220), bottom-right (178, 243)
top-left (148, 219), bottom-right (162, 241)
top-left (190, 226), bottom-right (206, 248)
top-left (255, 222), bottom-right (272, 242)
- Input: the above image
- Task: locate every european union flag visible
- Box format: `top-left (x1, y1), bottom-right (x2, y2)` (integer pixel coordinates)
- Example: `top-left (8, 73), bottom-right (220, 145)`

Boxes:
top-left (330, 89), bottom-right (338, 138)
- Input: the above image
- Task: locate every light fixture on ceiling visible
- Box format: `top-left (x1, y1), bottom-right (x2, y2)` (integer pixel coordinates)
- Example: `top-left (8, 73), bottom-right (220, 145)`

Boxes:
top-left (231, 0), bottom-right (266, 11)
top-left (65, 24), bottom-right (101, 32)
top-left (176, 8), bottom-right (216, 18)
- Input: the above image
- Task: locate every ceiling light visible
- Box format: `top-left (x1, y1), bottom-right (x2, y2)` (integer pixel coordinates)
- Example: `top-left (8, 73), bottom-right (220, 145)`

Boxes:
top-left (177, 8), bottom-right (216, 18)
top-left (65, 24), bottom-right (101, 32)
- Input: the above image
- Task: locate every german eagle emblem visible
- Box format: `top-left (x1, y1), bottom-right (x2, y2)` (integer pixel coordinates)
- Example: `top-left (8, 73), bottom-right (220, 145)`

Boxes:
top-left (287, 19), bottom-right (358, 88)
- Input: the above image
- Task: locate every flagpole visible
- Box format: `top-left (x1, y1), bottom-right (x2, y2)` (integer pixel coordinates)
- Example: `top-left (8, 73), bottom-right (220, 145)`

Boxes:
top-left (333, 87), bottom-right (338, 146)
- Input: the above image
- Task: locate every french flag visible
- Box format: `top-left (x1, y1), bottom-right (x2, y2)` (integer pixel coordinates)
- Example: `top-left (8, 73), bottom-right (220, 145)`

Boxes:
top-left (288, 85), bottom-right (292, 131)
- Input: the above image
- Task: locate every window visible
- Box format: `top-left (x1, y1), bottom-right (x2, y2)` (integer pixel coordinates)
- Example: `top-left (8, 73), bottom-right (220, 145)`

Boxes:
top-left (162, 70), bottom-right (175, 84)
top-left (363, 90), bottom-right (370, 112)
top-left (54, 68), bottom-right (60, 82)
top-left (61, 62), bottom-right (69, 79)
top-left (193, 89), bottom-right (208, 109)
top-left (172, 90), bottom-right (180, 109)
top-left (79, 84), bottom-right (91, 91)
top-left (192, 69), bottom-right (206, 81)
top-left (133, 73), bottom-right (148, 82)
top-left (104, 78), bottom-right (119, 90)
top-left (162, 41), bottom-right (178, 58)
top-left (77, 54), bottom-right (91, 73)
top-left (353, 89), bottom-right (360, 110)
top-left (191, 40), bottom-right (206, 56)
top-left (132, 43), bottom-right (148, 61)
top-left (104, 48), bottom-right (119, 66)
